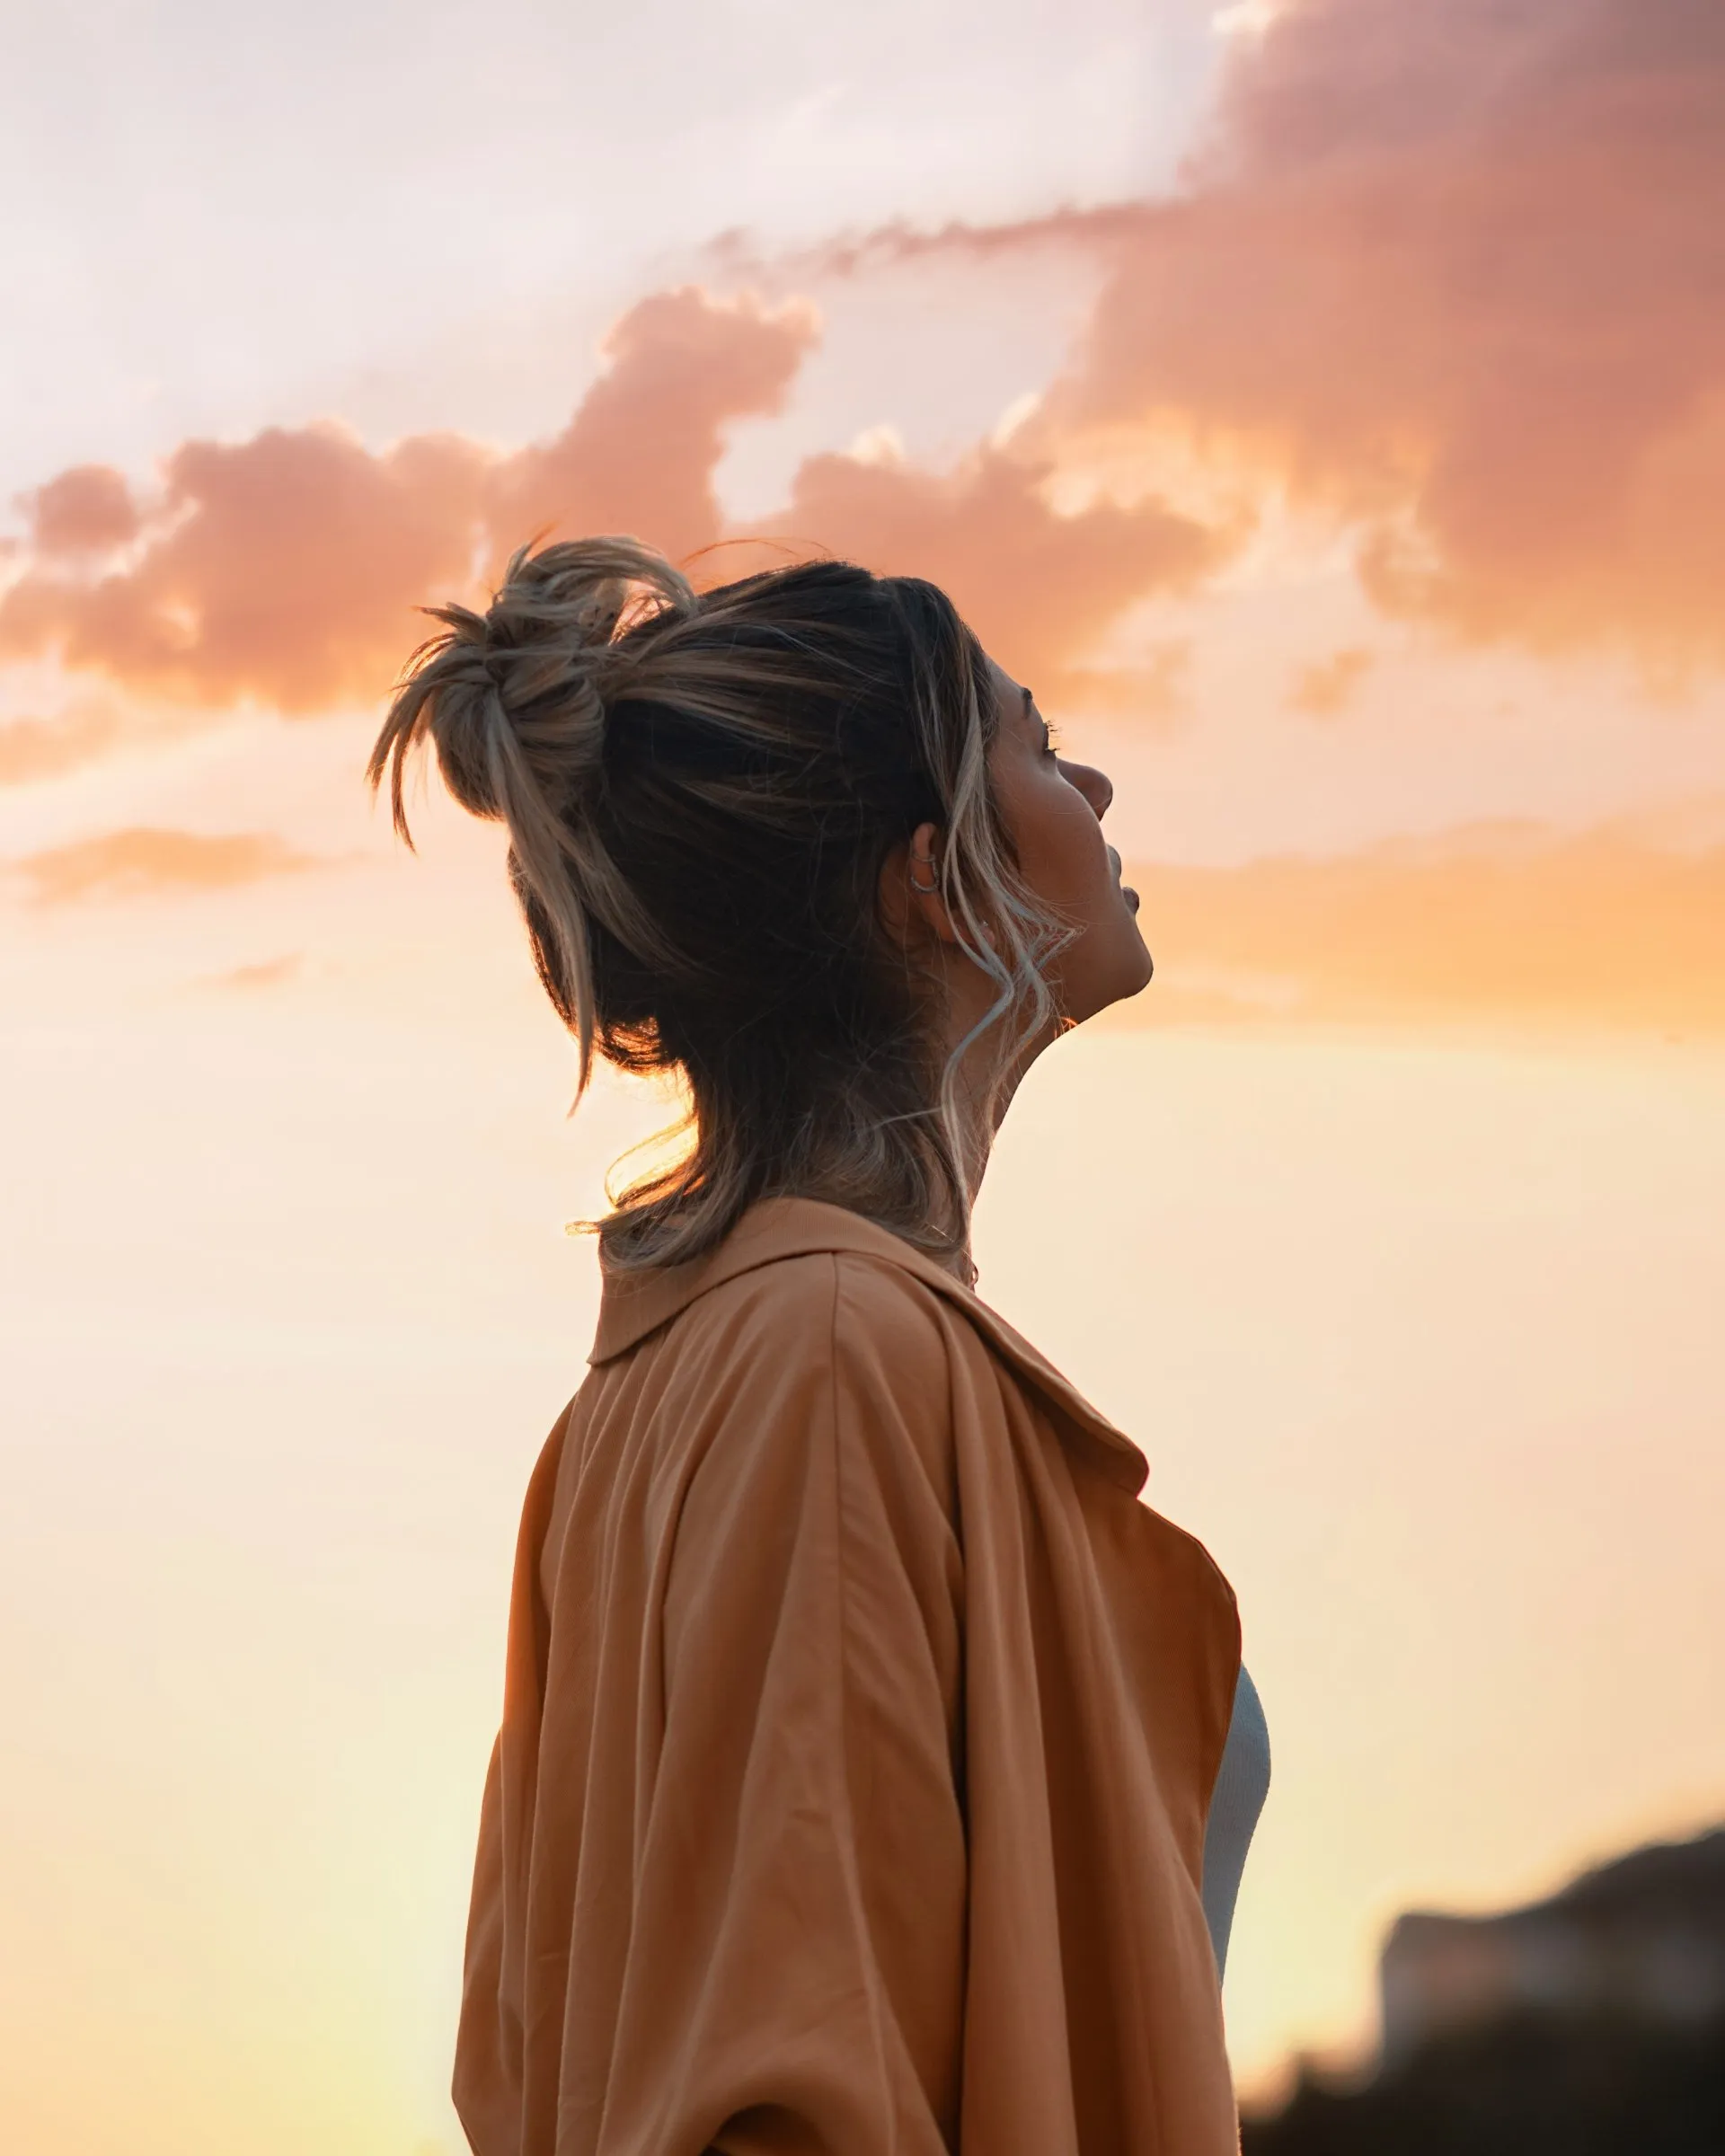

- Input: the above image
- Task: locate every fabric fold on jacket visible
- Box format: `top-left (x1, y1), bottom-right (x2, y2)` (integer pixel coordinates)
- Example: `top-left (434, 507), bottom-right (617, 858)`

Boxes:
top-left (455, 1197), bottom-right (1243, 2156)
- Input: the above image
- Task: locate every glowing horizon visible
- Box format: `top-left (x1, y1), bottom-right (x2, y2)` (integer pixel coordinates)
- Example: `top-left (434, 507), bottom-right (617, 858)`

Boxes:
top-left (4, 1), bottom-right (1722, 2149)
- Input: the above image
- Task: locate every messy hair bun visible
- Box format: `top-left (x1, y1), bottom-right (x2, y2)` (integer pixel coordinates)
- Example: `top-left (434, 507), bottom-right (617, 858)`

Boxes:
top-left (369, 535), bottom-right (1060, 1271)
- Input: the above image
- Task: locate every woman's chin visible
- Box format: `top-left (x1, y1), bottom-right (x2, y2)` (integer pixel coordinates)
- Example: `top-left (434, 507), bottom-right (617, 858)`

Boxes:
top-left (1121, 932), bottom-right (1155, 1003)
top-left (1122, 907), bottom-right (1154, 987)
top-left (1057, 942), bottom-right (1155, 1030)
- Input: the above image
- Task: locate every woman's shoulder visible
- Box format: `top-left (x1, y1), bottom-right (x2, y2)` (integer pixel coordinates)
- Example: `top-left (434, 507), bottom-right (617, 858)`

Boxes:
top-left (687, 1242), bottom-right (956, 1380)
top-left (591, 1197), bottom-right (1060, 1476)
top-left (616, 1245), bottom-right (959, 1513)
top-left (652, 1215), bottom-right (1073, 1449)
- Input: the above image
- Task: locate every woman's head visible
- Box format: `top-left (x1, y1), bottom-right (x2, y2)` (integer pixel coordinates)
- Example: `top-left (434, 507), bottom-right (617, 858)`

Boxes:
top-left (368, 535), bottom-right (1147, 1270)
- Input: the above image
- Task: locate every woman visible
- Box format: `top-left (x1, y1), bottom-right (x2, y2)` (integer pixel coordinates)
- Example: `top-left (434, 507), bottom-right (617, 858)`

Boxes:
top-left (370, 537), bottom-right (1269, 2156)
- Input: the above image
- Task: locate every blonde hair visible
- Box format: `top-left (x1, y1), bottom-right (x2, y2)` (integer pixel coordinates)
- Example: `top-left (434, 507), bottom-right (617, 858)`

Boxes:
top-left (368, 535), bottom-right (1066, 1272)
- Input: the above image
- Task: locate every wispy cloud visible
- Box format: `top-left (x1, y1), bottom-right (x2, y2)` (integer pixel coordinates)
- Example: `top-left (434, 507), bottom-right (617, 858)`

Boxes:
top-left (1129, 820), bottom-right (1725, 1036)
top-left (1290, 647), bottom-right (1375, 717)
top-left (0, 696), bottom-right (232, 787)
top-left (200, 953), bottom-right (304, 992)
top-left (14, 827), bottom-right (321, 906)
top-left (0, 704), bottom-right (129, 785)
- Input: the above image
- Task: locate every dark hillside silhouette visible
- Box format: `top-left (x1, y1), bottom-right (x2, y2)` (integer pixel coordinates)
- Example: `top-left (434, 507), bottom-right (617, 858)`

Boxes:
top-left (1243, 1830), bottom-right (1725, 2155)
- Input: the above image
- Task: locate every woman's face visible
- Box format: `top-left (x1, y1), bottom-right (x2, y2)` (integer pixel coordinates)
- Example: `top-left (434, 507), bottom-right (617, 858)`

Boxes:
top-left (983, 656), bottom-right (1153, 1026)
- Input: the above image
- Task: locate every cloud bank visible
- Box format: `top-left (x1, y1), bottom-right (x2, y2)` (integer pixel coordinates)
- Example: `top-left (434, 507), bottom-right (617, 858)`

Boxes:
top-left (2, 0), bottom-right (1719, 761)
top-left (1039, 0), bottom-right (1725, 665)
top-left (833, 0), bottom-right (1724, 667)
top-left (0, 285), bottom-right (1215, 731)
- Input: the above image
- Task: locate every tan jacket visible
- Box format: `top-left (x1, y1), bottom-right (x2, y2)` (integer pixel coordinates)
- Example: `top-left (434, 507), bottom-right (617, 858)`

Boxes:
top-left (454, 1197), bottom-right (1243, 2156)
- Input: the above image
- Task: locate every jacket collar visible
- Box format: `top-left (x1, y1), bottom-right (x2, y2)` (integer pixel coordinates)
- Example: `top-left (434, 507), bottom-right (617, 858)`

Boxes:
top-left (588, 1196), bottom-right (1149, 1494)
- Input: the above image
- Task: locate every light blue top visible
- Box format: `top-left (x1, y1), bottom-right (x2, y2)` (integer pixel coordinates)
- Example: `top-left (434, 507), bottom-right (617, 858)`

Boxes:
top-left (1199, 1663), bottom-right (1271, 1982)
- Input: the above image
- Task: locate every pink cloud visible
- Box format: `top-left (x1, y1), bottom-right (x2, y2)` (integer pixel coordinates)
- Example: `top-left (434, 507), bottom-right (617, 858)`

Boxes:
top-left (490, 287), bottom-right (818, 567)
top-left (24, 465), bottom-right (140, 556)
top-left (0, 281), bottom-right (1234, 728)
top-left (0, 427), bottom-right (489, 712)
top-left (0, 289), bottom-right (815, 716)
top-left (858, 0), bottom-right (1725, 667)
top-left (767, 444), bottom-right (1221, 702)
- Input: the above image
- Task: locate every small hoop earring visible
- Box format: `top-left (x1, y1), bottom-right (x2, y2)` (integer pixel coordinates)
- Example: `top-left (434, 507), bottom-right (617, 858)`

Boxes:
top-left (908, 850), bottom-right (939, 897)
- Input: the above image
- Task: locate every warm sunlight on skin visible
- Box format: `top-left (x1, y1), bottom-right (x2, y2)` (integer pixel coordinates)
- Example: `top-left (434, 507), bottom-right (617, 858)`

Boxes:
top-left (983, 661), bottom-right (1154, 1024)
top-left (881, 658), bottom-right (1154, 1100)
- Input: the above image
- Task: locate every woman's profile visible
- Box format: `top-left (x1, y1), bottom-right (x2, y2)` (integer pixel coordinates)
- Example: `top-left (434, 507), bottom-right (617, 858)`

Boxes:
top-left (369, 537), bottom-right (1269, 2156)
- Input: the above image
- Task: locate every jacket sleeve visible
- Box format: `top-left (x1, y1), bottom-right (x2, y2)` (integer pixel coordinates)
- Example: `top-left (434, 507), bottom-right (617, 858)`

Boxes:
top-left (595, 1253), bottom-right (968, 2156)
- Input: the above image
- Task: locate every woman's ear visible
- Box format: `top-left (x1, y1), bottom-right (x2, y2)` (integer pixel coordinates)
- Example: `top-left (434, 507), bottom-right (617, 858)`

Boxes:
top-left (879, 820), bottom-right (961, 948)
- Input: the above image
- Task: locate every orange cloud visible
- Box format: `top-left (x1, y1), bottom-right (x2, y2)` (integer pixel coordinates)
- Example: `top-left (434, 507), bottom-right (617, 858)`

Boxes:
top-left (0, 694), bottom-right (233, 787)
top-left (4, 1), bottom-right (1715, 747)
top-left (0, 428), bottom-right (489, 712)
top-left (491, 287), bottom-right (818, 567)
top-left (0, 704), bottom-right (130, 785)
top-left (0, 280), bottom-right (1235, 729)
top-left (768, 444), bottom-right (1222, 702)
top-left (877, 0), bottom-right (1725, 668)
top-left (23, 465), bottom-right (140, 555)
top-left (1290, 647), bottom-right (1374, 717)
top-left (15, 827), bottom-right (319, 906)
top-left (0, 290), bottom-right (815, 716)
top-left (1060, 639), bottom-right (1193, 720)
top-left (1088, 0), bottom-right (1725, 661)
top-left (1127, 822), bottom-right (1725, 1036)
top-left (202, 953), bottom-right (304, 992)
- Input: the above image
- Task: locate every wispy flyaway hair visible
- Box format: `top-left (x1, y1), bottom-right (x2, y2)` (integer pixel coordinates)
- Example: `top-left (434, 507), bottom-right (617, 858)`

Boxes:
top-left (368, 536), bottom-right (1064, 1270)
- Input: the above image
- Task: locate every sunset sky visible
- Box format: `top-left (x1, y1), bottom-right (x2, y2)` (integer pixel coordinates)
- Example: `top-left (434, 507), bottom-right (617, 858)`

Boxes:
top-left (4, 3), bottom-right (1723, 2151)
